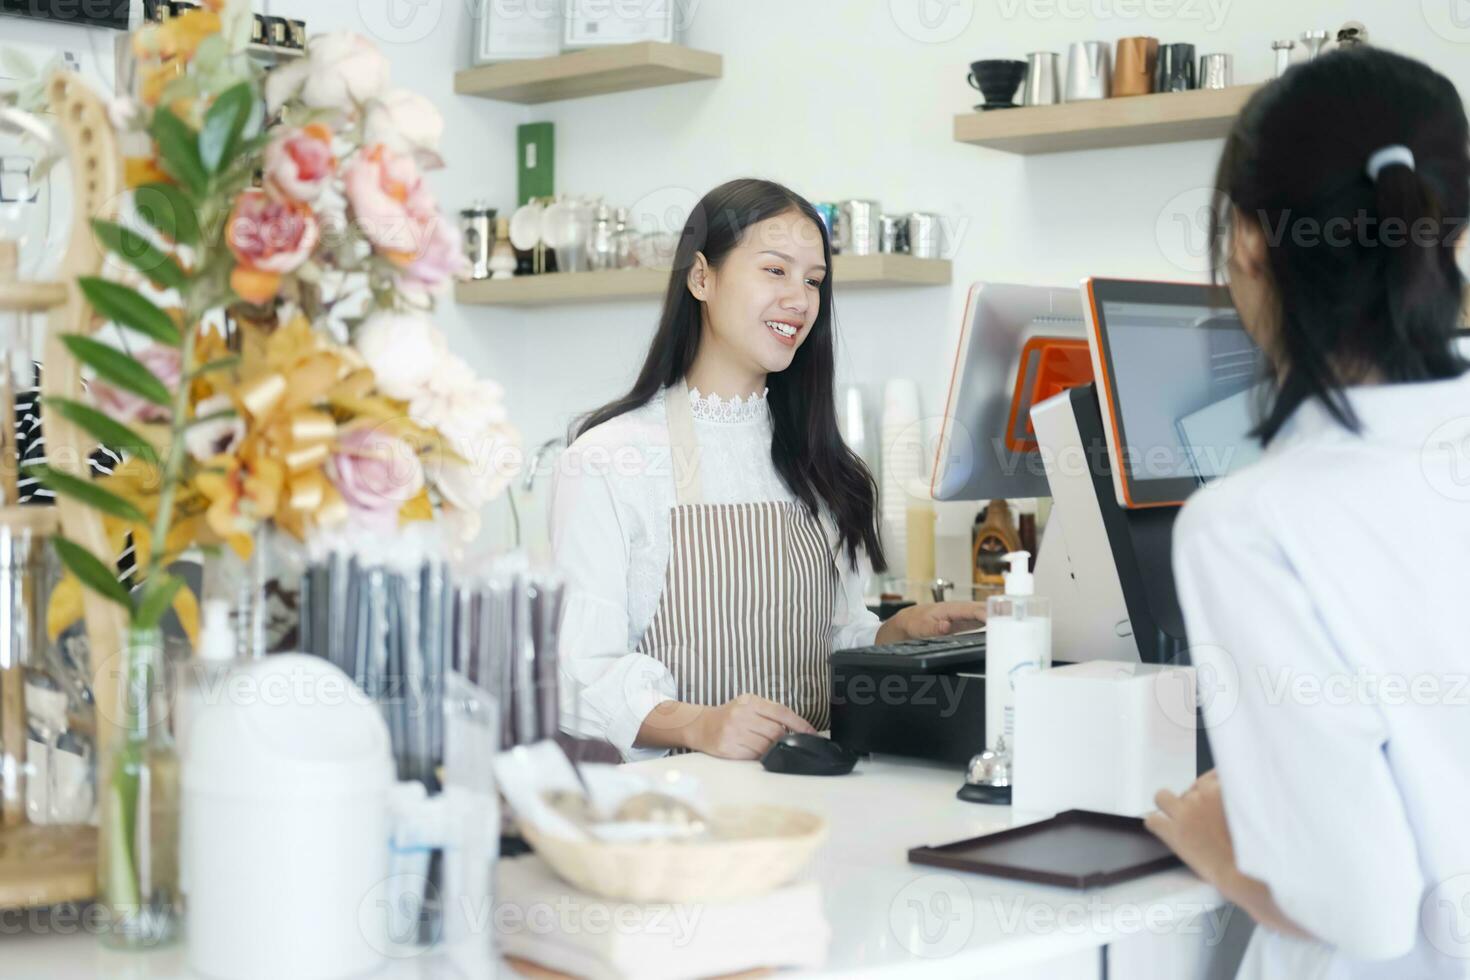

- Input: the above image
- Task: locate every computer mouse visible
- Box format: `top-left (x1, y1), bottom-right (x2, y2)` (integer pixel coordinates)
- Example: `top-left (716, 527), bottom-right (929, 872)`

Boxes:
top-left (760, 733), bottom-right (858, 776)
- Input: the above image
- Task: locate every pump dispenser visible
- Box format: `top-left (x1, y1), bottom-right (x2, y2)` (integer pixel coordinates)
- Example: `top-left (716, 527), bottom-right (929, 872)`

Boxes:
top-left (984, 551), bottom-right (1052, 758)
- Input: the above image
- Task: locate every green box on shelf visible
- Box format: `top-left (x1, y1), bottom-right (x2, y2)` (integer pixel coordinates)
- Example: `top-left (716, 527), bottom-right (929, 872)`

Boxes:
top-left (517, 122), bottom-right (554, 206)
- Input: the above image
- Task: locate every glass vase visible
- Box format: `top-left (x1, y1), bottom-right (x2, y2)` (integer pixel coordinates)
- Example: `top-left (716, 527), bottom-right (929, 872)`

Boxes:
top-left (97, 626), bottom-right (180, 950)
top-left (202, 524), bottom-right (305, 658)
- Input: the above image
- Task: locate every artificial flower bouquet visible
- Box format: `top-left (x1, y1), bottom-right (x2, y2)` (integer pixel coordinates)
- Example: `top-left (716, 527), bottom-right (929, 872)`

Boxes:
top-left (37, 1), bottom-right (518, 643)
top-left (2, 0), bottom-right (518, 947)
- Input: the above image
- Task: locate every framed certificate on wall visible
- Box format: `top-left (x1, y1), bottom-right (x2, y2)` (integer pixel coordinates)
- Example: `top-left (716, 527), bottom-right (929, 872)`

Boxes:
top-left (563, 0), bottom-right (679, 48)
top-left (474, 0), bottom-right (563, 63)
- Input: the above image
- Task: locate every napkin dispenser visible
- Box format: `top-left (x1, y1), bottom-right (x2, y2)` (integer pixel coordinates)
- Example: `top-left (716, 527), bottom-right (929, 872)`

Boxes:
top-left (1012, 661), bottom-right (1196, 817)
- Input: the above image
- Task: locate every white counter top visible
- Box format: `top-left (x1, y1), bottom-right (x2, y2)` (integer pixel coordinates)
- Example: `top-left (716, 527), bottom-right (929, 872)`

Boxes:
top-left (2, 753), bottom-right (1231, 979)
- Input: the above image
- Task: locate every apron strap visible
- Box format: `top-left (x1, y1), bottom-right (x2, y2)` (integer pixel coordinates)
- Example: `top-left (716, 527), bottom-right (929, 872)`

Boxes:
top-left (666, 379), bottom-right (704, 507)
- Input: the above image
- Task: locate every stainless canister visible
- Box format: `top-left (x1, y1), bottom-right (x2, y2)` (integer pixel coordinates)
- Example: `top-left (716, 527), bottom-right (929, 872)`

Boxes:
top-left (1064, 41), bottom-right (1110, 102)
top-left (878, 214), bottom-right (908, 254)
top-left (907, 212), bottom-right (943, 259)
top-left (1199, 53), bottom-right (1232, 90)
top-left (814, 203), bottom-right (841, 253)
top-left (460, 204), bottom-right (494, 280)
top-left (0, 511), bottom-right (57, 827)
top-left (1022, 52), bottom-right (1061, 106)
top-left (840, 200), bottom-right (881, 256)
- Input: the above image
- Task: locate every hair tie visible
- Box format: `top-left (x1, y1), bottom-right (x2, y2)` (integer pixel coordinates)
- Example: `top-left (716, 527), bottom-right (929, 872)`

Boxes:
top-left (1366, 144), bottom-right (1415, 182)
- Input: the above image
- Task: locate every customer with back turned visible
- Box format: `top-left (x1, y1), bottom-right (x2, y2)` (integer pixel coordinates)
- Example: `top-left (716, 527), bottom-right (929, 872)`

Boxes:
top-left (1142, 47), bottom-right (1470, 979)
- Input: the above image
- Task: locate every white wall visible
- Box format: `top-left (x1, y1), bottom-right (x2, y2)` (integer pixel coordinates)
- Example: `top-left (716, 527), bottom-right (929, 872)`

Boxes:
top-left (404, 0), bottom-right (1456, 456)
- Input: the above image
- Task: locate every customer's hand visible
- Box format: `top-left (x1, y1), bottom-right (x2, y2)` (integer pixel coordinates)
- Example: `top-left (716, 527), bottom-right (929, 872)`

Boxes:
top-left (685, 694), bottom-right (817, 760)
top-left (877, 601), bottom-right (987, 644)
top-left (1146, 771), bottom-right (1313, 940)
top-left (1145, 771), bottom-right (1235, 885)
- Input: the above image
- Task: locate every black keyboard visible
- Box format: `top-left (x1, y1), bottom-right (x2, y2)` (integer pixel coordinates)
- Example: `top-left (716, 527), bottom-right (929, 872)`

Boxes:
top-left (831, 632), bottom-right (986, 672)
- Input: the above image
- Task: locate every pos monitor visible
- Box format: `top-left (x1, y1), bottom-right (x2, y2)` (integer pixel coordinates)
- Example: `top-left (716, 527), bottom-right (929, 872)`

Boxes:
top-left (1081, 278), bottom-right (1266, 509)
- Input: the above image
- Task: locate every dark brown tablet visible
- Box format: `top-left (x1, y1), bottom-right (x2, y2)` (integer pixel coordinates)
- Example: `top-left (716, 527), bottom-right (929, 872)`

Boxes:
top-left (908, 810), bottom-right (1183, 889)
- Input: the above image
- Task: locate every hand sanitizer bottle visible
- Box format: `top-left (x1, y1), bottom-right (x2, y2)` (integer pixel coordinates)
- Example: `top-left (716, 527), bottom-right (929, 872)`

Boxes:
top-left (984, 551), bottom-right (1051, 754)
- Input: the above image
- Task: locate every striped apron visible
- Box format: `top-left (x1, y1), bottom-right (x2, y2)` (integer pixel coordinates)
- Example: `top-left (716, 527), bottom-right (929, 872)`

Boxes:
top-left (636, 380), bottom-right (837, 732)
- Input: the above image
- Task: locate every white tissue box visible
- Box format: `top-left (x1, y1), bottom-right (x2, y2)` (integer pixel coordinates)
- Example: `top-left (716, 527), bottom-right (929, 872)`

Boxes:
top-left (1013, 661), bottom-right (1197, 817)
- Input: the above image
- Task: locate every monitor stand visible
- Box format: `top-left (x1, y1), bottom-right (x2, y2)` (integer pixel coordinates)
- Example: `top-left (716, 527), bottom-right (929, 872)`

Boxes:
top-left (1031, 384), bottom-right (1211, 772)
top-left (1030, 384), bottom-right (1188, 666)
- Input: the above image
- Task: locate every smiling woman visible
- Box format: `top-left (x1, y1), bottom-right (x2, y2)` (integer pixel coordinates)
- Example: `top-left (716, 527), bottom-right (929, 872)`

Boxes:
top-left (550, 179), bottom-right (987, 764)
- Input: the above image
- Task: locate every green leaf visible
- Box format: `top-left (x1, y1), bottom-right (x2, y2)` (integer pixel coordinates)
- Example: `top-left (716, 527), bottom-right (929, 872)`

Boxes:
top-left (77, 278), bottom-right (181, 346)
top-left (187, 356), bottom-right (239, 379)
top-left (90, 219), bottom-right (186, 292)
top-left (133, 574), bottom-right (187, 630)
top-left (42, 397), bottom-right (161, 469)
top-left (60, 335), bottom-right (172, 408)
top-left (25, 465), bottom-right (148, 525)
top-left (148, 107), bottom-right (208, 196)
top-left (132, 182), bottom-right (199, 246)
top-left (52, 536), bottom-right (131, 608)
top-left (199, 83), bottom-right (254, 175)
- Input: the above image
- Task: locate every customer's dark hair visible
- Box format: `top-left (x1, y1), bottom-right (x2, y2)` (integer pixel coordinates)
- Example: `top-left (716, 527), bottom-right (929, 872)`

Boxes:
top-left (572, 179), bottom-right (886, 573)
top-left (1210, 46), bottom-right (1469, 445)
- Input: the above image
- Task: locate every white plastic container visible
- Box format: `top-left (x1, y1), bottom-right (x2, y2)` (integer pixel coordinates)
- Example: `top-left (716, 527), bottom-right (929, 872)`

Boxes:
top-left (984, 551), bottom-right (1051, 752)
top-left (1013, 661), bottom-right (1197, 817)
top-left (183, 655), bottom-right (394, 980)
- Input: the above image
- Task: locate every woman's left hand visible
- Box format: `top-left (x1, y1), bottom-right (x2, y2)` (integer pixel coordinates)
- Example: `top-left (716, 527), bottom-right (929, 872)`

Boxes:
top-left (1146, 771), bottom-right (1313, 939)
top-left (1144, 771), bottom-right (1236, 886)
top-left (878, 601), bottom-right (987, 644)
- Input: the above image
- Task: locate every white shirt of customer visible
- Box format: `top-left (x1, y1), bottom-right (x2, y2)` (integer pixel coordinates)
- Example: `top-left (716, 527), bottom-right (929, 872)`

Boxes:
top-left (1173, 372), bottom-right (1470, 979)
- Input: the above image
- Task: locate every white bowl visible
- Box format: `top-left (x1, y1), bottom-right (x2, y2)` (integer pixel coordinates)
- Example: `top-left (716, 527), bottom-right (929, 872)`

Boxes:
top-left (520, 804), bottom-right (827, 903)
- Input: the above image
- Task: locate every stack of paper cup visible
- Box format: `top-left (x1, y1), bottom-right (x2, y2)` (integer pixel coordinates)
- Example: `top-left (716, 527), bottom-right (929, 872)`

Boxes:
top-left (840, 386), bottom-right (870, 472)
top-left (880, 380), bottom-right (924, 584)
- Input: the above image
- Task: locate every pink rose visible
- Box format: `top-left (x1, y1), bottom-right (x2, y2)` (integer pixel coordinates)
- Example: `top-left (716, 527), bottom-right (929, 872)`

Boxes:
top-left (395, 215), bottom-right (468, 297)
top-left (264, 124), bottom-right (335, 203)
top-left (328, 427), bottom-right (425, 531)
top-left (343, 144), bottom-right (437, 262)
top-left (91, 343), bottom-right (181, 424)
top-left (226, 189), bottom-right (320, 305)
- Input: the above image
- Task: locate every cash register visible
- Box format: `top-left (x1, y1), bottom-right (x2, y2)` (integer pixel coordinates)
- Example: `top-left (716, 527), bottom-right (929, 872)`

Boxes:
top-left (831, 280), bottom-right (1260, 771)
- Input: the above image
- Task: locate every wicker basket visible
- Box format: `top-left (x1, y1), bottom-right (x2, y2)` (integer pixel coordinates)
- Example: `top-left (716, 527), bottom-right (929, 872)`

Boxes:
top-left (519, 804), bottom-right (827, 903)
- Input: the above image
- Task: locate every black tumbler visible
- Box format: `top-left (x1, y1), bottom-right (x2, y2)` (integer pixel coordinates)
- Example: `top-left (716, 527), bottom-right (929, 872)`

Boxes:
top-left (1154, 42), bottom-right (1197, 92)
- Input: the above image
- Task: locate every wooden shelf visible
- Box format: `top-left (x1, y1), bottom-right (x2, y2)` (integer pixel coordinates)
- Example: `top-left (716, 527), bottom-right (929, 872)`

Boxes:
top-left (455, 254), bottom-right (951, 307)
top-left (0, 281), bottom-right (67, 313)
top-left (954, 84), bottom-right (1263, 155)
top-left (455, 42), bottom-right (721, 105)
top-left (247, 42), bottom-right (305, 61)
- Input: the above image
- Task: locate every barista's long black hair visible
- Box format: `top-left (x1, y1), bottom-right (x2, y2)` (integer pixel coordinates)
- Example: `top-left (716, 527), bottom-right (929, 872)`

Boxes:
top-left (1210, 46), bottom-right (1469, 446)
top-left (573, 178), bottom-right (886, 573)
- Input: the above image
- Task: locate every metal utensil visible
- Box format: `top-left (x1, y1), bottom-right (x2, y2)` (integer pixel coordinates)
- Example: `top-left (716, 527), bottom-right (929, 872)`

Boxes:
top-left (1300, 30), bottom-right (1330, 60)
top-left (1021, 51), bottom-right (1060, 107)
top-left (1064, 41), bottom-right (1110, 102)
top-left (1199, 53), bottom-right (1232, 90)
top-left (1271, 39), bottom-right (1296, 78)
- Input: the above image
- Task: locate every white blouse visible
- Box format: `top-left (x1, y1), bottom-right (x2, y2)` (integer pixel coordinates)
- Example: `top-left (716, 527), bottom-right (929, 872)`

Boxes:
top-left (550, 386), bottom-right (883, 761)
top-left (1173, 372), bottom-right (1470, 978)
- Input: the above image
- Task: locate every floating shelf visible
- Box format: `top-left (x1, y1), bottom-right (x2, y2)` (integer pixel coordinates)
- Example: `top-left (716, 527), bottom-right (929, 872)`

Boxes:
top-left (455, 254), bottom-right (951, 307)
top-left (954, 84), bottom-right (1263, 155)
top-left (246, 42), bottom-right (305, 60)
top-left (455, 42), bottom-right (722, 105)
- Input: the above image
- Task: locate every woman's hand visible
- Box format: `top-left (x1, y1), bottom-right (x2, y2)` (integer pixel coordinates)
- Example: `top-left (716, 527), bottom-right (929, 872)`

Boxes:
top-left (1145, 771), bottom-right (1236, 885)
top-left (1146, 771), bottom-right (1313, 940)
top-left (636, 695), bottom-right (817, 759)
top-left (876, 601), bottom-right (987, 645)
top-left (685, 694), bottom-right (817, 760)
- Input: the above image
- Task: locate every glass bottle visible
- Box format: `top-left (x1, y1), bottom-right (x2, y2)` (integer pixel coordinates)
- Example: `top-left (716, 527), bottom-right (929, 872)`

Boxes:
top-left (98, 625), bottom-right (181, 949)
